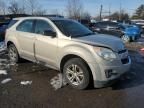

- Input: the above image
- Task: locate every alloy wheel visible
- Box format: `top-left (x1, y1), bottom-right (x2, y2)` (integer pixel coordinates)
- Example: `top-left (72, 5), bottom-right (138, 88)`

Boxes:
top-left (66, 64), bottom-right (84, 86)
top-left (8, 46), bottom-right (17, 63)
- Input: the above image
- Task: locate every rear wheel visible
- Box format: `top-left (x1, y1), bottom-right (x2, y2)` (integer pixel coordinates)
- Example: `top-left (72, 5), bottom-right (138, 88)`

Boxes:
top-left (63, 58), bottom-right (90, 90)
top-left (8, 44), bottom-right (20, 63)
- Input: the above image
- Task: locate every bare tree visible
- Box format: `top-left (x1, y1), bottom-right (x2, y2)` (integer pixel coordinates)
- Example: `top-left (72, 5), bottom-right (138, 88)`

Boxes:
top-left (33, 9), bottom-right (47, 16)
top-left (26, 0), bottom-right (46, 15)
top-left (66, 0), bottom-right (83, 19)
top-left (8, 0), bottom-right (25, 14)
top-left (51, 9), bottom-right (60, 15)
top-left (109, 10), bottom-right (129, 21)
top-left (27, 0), bottom-right (40, 15)
top-left (81, 11), bottom-right (91, 20)
top-left (0, 0), bottom-right (6, 15)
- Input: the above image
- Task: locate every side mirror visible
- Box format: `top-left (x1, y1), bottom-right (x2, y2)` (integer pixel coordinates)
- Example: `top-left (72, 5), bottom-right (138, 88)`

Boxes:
top-left (44, 30), bottom-right (56, 38)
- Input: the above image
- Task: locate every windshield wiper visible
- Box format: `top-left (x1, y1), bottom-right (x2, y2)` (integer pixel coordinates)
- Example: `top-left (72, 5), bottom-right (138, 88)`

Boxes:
top-left (83, 32), bottom-right (95, 36)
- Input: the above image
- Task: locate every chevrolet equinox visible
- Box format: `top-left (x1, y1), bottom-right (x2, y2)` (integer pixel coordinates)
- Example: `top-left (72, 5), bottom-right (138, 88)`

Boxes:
top-left (5, 17), bottom-right (131, 89)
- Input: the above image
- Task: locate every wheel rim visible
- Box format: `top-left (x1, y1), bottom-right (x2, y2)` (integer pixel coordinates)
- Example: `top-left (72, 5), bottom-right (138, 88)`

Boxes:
top-left (66, 64), bottom-right (84, 86)
top-left (122, 35), bottom-right (130, 42)
top-left (9, 47), bottom-right (17, 63)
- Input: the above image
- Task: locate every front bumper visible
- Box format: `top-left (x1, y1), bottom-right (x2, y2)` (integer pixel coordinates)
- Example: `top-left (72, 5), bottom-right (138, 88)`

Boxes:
top-left (91, 56), bottom-right (131, 88)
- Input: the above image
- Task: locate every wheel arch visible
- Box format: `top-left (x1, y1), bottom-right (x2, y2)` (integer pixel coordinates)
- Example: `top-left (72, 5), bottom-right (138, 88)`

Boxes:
top-left (60, 54), bottom-right (94, 84)
top-left (7, 41), bottom-right (15, 47)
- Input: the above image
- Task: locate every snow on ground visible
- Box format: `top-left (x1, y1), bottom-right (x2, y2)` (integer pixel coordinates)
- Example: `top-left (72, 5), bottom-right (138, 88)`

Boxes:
top-left (0, 52), bottom-right (14, 85)
top-left (0, 54), bottom-right (31, 86)
top-left (1, 78), bottom-right (12, 84)
top-left (0, 45), bottom-right (66, 89)
top-left (0, 70), bottom-right (7, 75)
top-left (0, 42), bottom-right (6, 53)
top-left (20, 81), bottom-right (32, 85)
top-left (0, 59), bottom-right (8, 62)
top-left (50, 73), bottom-right (67, 90)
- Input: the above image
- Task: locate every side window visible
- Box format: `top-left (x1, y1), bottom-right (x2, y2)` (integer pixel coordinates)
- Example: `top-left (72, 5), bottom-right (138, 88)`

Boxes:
top-left (16, 20), bottom-right (34, 33)
top-left (108, 22), bottom-right (118, 28)
top-left (35, 20), bottom-right (53, 35)
top-left (98, 22), bottom-right (106, 28)
top-left (95, 22), bottom-right (101, 28)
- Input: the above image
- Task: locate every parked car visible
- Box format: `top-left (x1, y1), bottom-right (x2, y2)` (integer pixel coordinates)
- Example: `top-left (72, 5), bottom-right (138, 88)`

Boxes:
top-left (131, 23), bottom-right (144, 35)
top-left (90, 21), bottom-right (141, 42)
top-left (5, 17), bottom-right (131, 89)
top-left (131, 20), bottom-right (144, 29)
top-left (131, 20), bottom-right (144, 34)
top-left (78, 19), bottom-right (90, 28)
top-left (0, 22), bottom-right (9, 42)
top-left (119, 24), bottom-right (141, 42)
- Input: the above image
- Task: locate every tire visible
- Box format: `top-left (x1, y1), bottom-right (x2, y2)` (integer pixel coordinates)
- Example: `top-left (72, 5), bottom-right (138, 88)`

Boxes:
top-left (63, 58), bottom-right (90, 90)
top-left (121, 35), bottom-right (131, 43)
top-left (8, 44), bottom-right (20, 63)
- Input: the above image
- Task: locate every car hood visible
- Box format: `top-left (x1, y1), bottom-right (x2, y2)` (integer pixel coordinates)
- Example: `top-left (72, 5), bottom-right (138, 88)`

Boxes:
top-left (125, 27), bottom-right (140, 33)
top-left (72, 34), bottom-right (125, 52)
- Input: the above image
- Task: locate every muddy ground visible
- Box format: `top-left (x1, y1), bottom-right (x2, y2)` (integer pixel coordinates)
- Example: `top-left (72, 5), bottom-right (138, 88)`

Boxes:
top-left (0, 39), bottom-right (144, 108)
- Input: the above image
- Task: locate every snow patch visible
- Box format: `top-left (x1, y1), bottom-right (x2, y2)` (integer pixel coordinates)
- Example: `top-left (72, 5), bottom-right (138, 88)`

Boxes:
top-left (0, 42), bottom-right (6, 52)
top-left (1, 78), bottom-right (12, 84)
top-left (50, 73), bottom-right (67, 90)
top-left (0, 70), bottom-right (7, 75)
top-left (0, 59), bottom-right (7, 62)
top-left (20, 81), bottom-right (32, 85)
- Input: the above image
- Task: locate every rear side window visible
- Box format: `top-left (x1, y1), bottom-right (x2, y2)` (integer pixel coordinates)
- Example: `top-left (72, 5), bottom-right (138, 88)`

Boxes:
top-left (8, 20), bottom-right (18, 28)
top-left (16, 20), bottom-right (34, 33)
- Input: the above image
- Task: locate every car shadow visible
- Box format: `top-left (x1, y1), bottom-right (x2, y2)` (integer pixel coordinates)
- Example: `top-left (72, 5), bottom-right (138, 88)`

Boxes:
top-left (111, 50), bottom-right (144, 90)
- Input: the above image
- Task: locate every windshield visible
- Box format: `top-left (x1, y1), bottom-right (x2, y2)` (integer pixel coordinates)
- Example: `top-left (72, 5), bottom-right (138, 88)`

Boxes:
top-left (53, 20), bottom-right (94, 37)
top-left (119, 25), bottom-right (125, 30)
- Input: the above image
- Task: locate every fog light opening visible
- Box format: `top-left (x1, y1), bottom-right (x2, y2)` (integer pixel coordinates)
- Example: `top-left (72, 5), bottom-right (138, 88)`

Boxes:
top-left (105, 69), bottom-right (118, 78)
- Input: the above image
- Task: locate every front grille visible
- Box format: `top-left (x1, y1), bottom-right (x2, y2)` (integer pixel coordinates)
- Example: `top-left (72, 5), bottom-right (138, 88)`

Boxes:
top-left (121, 58), bottom-right (129, 64)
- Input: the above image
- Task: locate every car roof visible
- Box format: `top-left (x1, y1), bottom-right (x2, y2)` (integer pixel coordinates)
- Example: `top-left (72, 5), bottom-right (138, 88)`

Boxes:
top-left (13, 16), bottom-right (68, 21)
top-left (96, 21), bottom-right (118, 24)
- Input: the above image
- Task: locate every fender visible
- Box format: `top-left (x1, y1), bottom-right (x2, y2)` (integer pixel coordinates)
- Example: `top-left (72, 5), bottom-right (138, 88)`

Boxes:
top-left (6, 31), bottom-right (21, 56)
top-left (57, 44), bottom-right (101, 81)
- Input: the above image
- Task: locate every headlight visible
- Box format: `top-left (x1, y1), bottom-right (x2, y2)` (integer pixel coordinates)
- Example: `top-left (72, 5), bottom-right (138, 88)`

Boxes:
top-left (93, 47), bottom-right (117, 61)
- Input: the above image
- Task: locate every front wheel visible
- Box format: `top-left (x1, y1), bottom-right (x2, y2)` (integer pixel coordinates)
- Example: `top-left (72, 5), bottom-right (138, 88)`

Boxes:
top-left (121, 35), bottom-right (131, 43)
top-left (63, 58), bottom-right (90, 90)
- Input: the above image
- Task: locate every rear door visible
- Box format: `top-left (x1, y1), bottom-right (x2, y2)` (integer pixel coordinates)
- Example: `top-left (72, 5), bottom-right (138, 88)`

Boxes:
top-left (16, 19), bottom-right (36, 60)
top-left (34, 19), bottom-right (58, 67)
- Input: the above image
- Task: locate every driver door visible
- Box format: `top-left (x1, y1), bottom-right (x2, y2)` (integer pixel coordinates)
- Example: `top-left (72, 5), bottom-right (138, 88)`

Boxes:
top-left (34, 20), bottom-right (58, 67)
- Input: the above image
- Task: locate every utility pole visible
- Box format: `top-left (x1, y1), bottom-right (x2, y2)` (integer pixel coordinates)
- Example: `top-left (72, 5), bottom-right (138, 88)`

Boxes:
top-left (99, 5), bottom-right (103, 21)
top-left (109, 4), bottom-right (111, 20)
top-left (119, 0), bottom-right (122, 20)
top-left (22, 0), bottom-right (26, 14)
